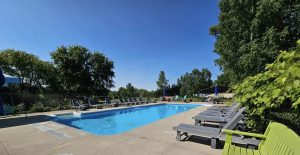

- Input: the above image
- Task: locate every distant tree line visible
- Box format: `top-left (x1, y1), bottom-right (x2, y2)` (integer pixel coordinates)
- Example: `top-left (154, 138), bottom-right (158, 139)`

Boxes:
top-left (110, 68), bottom-right (215, 98)
top-left (109, 83), bottom-right (159, 98)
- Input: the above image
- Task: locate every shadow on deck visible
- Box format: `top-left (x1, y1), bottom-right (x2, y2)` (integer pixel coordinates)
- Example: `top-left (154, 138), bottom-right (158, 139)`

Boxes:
top-left (0, 115), bottom-right (52, 128)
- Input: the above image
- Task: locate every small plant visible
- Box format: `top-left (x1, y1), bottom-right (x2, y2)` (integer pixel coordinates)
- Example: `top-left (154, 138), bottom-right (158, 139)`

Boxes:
top-left (30, 103), bottom-right (51, 112)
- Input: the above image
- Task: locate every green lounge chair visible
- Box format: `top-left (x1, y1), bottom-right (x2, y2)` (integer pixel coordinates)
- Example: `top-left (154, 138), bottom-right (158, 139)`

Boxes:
top-left (174, 95), bottom-right (179, 101)
top-left (222, 122), bottom-right (300, 155)
top-left (182, 95), bottom-right (187, 102)
top-left (3, 104), bottom-right (14, 115)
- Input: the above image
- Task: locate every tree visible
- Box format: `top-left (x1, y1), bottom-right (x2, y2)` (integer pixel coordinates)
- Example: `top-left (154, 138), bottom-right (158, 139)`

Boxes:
top-left (51, 45), bottom-right (114, 96)
top-left (156, 71), bottom-right (168, 90)
top-left (0, 49), bottom-right (55, 91)
top-left (234, 40), bottom-right (300, 133)
top-left (210, 0), bottom-right (300, 83)
top-left (177, 68), bottom-right (213, 96)
top-left (168, 84), bottom-right (181, 96)
top-left (117, 87), bottom-right (128, 97)
top-left (125, 83), bottom-right (139, 97)
top-left (214, 72), bottom-right (232, 87)
top-left (89, 53), bottom-right (115, 95)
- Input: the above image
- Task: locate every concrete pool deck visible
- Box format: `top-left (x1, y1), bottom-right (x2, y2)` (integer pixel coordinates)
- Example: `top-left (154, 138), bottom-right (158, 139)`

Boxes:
top-left (0, 103), bottom-right (222, 155)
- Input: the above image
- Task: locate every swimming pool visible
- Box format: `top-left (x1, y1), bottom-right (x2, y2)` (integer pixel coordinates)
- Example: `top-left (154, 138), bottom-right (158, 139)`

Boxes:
top-left (53, 103), bottom-right (200, 135)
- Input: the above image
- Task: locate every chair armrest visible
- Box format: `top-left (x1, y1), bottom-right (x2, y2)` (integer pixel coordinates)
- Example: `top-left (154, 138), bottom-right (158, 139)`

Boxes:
top-left (222, 129), bottom-right (266, 139)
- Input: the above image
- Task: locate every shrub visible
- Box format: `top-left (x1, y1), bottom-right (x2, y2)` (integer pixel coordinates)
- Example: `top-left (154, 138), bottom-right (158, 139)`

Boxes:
top-left (30, 103), bottom-right (51, 112)
top-left (234, 40), bottom-right (300, 133)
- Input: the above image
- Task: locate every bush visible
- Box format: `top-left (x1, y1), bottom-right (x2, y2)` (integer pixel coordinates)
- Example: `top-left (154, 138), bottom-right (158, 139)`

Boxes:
top-left (30, 103), bottom-right (51, 112)
top-left (186, 97), bottom-right (199, 102)
top-left (234, 40), bottom-right (300, 133)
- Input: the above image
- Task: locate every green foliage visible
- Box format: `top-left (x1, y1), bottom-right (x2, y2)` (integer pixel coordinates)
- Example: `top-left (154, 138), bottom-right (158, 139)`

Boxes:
top-left (112, 83), bottom-right (158, 98)
top-left (177, 68), bottom-right (213, 96)
top-left (51, 45), bottom-right (114, 96)
top-left (234, 40), bottom-right (300, 132)
top-left (0, 49), bottom-right (54, 90)
top-left (214, 71), bottom-right (232, 87)
top-left (30, 103), bottom-right (51, 113)
top-left (156, 71), bottom-right (168, 90)
top-left (211, 0), bottom-right (300, 83)
top-left (167, 84), bottom-right (180, 96)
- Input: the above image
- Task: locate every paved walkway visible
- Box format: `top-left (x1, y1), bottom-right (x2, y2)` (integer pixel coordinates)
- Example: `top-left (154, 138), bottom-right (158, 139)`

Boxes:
top-left (0, 103), bottom-right (222, 155)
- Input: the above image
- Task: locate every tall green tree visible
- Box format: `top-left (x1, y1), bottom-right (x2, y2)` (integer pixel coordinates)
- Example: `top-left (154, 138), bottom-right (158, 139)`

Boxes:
top-left (156, 71), bottom-right (169, 90)
top-left (125, 83), bottom-right (138, 97)
top-left (51, 45), bottom-right (114, 96)
top-left (214, 72), bottom-right (232, 87)
top-left (89, 53), bottom-right (115, 95)
top-left (0, 49), bottom-right (55, 91)
top-left (177, 68), bottom-right (213, 96)
top-left (210, 0), bottom-right (300, 83)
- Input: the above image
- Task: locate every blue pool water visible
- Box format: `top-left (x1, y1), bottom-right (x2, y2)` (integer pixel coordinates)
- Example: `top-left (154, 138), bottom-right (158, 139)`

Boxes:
top-left (53, 103), bottom-right (200, 135)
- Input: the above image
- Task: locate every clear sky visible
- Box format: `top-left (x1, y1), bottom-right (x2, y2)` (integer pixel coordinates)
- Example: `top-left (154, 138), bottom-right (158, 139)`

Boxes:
top-left (0, 0), bottom-right (220, 90)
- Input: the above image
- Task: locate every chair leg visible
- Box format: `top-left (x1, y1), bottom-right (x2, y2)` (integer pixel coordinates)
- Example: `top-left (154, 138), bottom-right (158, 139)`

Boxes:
top-left (176, 131), bottom-right (181, 141)
top-left (211, 137), bottom-right (219, 149)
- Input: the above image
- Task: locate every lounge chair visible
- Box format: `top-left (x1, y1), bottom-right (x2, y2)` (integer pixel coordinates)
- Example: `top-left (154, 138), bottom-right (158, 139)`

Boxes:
top-left (205, 102), bottom-right (238, 112)
top-left (173, 107), bottom-right (257, 148)
top-left (134, 98), bottom-right (145, 104)
top-left (136, 97), bottom-right (146, 104)
top-left (193, 107), bottom-right (245, 126)
top-left (110, 99), bottom-right (121, 107)
top-left (119, 98), bottom-right (131, 106)
top-left (70, 99), bottom-right (88, 111)
top-left (139, 97), bottom-right (148, 104)
top-left (131, 98), bottom-right (140, 104)
top-left (182, 95), bottom-right (187, 102)
top-left (222, 122), bottom-right (300, 155)
top-left (125, 98), bottom-right (136, 105)
top-left (87, 98), bottom-right (104, 109)
top-left (131, 98), bottom-right (141, 105)
top-left (196, 103), bottom-right (240, 117)
top-left (174, 95), bottom-right (179, 101)
top-left (147, 97), bottom-right (156, 103)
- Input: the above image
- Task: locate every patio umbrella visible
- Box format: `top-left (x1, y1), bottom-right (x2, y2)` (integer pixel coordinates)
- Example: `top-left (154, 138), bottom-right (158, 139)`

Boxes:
top-left (214, 85), bottom-right (218, 96)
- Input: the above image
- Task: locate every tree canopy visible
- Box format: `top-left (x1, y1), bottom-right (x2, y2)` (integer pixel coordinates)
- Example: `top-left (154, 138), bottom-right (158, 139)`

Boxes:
top-left (0, 49), bottom-right (55, 91)
top-left (214, 71), bottom-right (232, 87)
top-left (51, 45), bottom-right (114, 96)
top-left (210, 0), bottom-right (300, 84)
top-left (177, 68), bottom-right (213, 96)
top-left (156, 71), bottom-right (169, 90)
top-left (112, 83), bottom-right (157, 98)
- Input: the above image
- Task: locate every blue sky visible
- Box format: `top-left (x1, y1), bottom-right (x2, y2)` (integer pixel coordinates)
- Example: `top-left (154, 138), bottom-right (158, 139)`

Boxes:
top-left (0, 0), bottom-right (220, 90)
